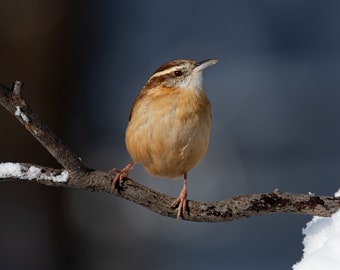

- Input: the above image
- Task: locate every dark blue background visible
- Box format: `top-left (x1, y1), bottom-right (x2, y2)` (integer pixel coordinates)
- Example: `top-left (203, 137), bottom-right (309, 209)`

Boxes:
top-left (1, 1), bottom-right (339, 269)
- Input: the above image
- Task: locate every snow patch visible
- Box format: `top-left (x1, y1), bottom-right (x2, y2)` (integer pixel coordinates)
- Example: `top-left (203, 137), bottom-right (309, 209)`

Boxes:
top-left (15, 106), bottom-right (29, 122)
top-left (292, 189), bottom-right (340, 270)
top-left (0, 162), bottom-right (68, 182)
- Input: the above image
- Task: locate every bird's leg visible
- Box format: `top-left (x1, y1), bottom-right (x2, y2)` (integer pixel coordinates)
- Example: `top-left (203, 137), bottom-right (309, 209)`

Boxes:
top-left (171, 172), bottom-right (188, 220)
top-left (110, 161), bottom-right (135, 192)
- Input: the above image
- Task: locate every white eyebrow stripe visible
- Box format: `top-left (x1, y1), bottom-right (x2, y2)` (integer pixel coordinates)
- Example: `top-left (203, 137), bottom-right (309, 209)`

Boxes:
top-left (148, 66), bottom-right (180, 80)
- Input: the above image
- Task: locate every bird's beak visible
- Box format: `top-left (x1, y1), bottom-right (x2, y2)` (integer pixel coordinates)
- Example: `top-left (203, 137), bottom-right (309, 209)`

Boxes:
top-left (194, 59), bottom-right (218, 73)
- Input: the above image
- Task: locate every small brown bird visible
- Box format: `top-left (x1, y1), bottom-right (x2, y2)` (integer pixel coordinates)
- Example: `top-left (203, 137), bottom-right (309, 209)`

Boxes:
top-left (113, 58), bottom-right (218, 219)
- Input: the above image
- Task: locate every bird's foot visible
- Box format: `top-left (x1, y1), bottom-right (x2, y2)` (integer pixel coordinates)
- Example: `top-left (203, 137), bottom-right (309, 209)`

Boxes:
top-left (110, 162), bottom-right (134, 192)
top-left (171, 184), bottom-right (188, 220)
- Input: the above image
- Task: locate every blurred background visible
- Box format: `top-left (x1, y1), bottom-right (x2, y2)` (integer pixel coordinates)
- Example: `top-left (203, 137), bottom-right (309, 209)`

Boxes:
top-left (1, 0), bottom-right (340, 269)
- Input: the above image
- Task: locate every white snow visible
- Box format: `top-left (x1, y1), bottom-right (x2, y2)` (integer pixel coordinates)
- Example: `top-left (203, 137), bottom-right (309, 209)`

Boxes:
top-left (0, 162), bottom-right (68, 182)
top-left (292, 189), bottom-right (340, 270)
top-left (14, 106), bottom-right (29, 122)
top-left (335, 190), bottom-right (340, 197)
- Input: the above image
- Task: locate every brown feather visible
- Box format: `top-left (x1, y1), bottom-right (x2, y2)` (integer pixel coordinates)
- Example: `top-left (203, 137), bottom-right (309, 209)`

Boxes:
top-left (126, 86), bottom-right (211, 178)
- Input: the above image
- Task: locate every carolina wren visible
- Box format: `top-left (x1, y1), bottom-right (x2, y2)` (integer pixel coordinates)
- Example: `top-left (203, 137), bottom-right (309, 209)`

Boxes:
top-left (113, 58), bottom-right (218, 219)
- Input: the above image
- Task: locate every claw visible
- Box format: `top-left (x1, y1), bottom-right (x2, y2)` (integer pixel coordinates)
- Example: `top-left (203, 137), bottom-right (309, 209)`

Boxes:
top-left (110, 162), bottom-right (134, 192)
top-left (170, 173), bottom-right (188, 220)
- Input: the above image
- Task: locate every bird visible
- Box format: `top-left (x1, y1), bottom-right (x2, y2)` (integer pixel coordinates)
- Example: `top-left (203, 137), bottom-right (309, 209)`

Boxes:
top-left (112, 58), bottom-right (218, 219)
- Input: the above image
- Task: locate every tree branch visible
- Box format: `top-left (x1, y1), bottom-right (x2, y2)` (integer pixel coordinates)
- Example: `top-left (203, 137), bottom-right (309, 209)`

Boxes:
top-left (1, 81), bottom-right (339, 222)
top-left (0, 81), bottom-right (87, 173)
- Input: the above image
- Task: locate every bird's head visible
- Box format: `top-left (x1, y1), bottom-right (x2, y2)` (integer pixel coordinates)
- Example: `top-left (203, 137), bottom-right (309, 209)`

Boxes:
top-left (145, 59), bottom-right (218, 92)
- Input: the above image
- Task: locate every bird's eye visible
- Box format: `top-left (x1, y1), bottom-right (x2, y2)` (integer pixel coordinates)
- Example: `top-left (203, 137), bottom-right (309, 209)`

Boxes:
top-left (174, 70), bottom-right (183, 77)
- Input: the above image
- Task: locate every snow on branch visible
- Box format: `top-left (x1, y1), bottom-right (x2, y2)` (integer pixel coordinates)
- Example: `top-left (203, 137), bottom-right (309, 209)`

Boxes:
top-left (0, 162), bottom-right (68, 182)
top-left (0, 81), bottom-right (339, 222)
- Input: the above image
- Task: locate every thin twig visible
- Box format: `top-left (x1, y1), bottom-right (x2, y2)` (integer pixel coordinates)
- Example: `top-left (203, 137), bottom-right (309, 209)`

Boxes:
top-left (1, 82), bottom-right (88, 173)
